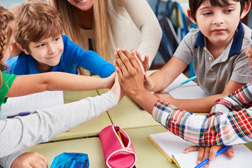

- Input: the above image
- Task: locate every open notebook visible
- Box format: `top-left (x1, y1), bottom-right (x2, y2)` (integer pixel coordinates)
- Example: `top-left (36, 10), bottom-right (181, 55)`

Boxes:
top-left (148, 131), bottom-right (252, 168)
top-left (0, 91), bottom-right (64, 119)
top-left (165, 74), bottom-right (209, 99)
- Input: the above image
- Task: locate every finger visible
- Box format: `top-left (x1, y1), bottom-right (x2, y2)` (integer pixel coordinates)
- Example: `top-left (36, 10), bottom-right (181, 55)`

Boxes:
top-left (203, 147), bottom-right (210, 168)
top-left (143, 55), bottom-right (150, 70)
top-left (183, 146), bottom-right (200, 154)
top-left (117, 49), bottom-right (134, 70)
top-left (203, 147), bottom-right (210, 160)
top-left (132, 50), bottom-right (145, 73)
top-left (39, 154), bottom-right (48, 167)
top-left (226, 146), bottom-right (234, 158)
top-left (115, 61), bottom-right (123, 81)
top-left (122, 49), bottom-right (142, 72)
top-left (115, 50), bottom-right (129, 76)
top-left (209, 146), bottom-right (221, 161)
top-left (132, 49), bottom-right (143, 62)
top-left (197, 147), bottom-right (205, 164)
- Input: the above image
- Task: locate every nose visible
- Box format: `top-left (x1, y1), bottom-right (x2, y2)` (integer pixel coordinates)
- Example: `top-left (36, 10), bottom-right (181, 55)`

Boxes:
top-left (212, 13), bottom-right (224, 25)
top-left (48, 44), bottom-right (56, 54)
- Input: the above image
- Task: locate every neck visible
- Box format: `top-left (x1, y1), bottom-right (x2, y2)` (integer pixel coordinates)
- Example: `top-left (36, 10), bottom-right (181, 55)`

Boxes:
top-left (206, 33), bottom-right (235, 59)
top-left (36, 62), bottom-right (52, 73)
top-left (75, 7), bottom-right (94, 29)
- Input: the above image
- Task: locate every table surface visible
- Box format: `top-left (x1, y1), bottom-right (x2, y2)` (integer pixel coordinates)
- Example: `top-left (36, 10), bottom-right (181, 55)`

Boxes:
top-left (50, 90), bottom-right (112, 141)
top-left (25, 70), bottom-right (252, 168)
top-left (27, 126), bottom-right (180, 168)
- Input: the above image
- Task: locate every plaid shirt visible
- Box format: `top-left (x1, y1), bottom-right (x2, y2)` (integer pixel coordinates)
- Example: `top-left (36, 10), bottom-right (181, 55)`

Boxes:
top-left (152, 83), bottom-right (252, 146)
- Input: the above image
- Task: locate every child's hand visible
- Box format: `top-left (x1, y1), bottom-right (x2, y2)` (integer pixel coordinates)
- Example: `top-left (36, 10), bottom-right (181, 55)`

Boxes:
top-left (104, 72), bottom-right (116, 89)
top-left (144, 74), bottom-right (155, 91)
top-left (130, 49), bottom-right (149, 72)
top-left (183, 146), bottom-right (234, 168)
top-left (11, 152), bottom-right (48, 168)
top-left (111, 73), bottom-right (124, 102)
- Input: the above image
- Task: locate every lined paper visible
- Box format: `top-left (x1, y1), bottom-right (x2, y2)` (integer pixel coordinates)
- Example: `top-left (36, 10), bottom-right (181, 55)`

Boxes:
top-left (149, 131), bottom-right (252, 168)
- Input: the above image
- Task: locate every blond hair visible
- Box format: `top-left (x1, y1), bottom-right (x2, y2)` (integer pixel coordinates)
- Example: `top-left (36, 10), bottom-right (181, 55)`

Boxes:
top-left (49, 0), bottom-right (122, 60)
top-left (14, 1), bottom-right (62, 53)
top-left (0, 6), bottom-right (14, 86)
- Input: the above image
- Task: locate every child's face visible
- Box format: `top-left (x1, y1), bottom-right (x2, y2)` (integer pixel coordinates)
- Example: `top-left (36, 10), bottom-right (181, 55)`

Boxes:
top-left (67, 0), bottom-right (94, 11)
top-left (27, 34), bottom-right (64, 69)
top-left (192, 0), bottom-right (245, 46)
top-left (2, 20), bottom-right (15, 64)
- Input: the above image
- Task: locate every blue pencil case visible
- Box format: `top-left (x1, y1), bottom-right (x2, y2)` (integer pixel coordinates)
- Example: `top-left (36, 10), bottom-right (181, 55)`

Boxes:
top-left (50, 152), bottom-right (89, 168)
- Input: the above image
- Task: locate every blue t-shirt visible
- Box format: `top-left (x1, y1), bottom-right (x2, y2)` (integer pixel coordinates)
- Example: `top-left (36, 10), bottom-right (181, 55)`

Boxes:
top-left (5, 35), bottom-right (115, 78)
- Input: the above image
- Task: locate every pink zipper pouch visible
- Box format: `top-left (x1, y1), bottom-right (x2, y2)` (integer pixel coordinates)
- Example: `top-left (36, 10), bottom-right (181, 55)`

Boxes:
top-left (99, 125), bottom-right (137, 168)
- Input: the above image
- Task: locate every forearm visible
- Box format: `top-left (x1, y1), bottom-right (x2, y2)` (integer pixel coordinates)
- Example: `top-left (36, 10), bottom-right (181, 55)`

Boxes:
top-left (129, 89), bottom-right (159, 114)
top-left (212, 83), bottom-right (252, 113)
top-left (153, 99), bottom-right (252, 146)
top-left (7, 72), bottom-right (108, 97)
top-left (148, 57), bottom-right (186, 92)
top-left (168, 94), bottom-right (226, 113)
top-left (0, 91), bottom-right (117, 158)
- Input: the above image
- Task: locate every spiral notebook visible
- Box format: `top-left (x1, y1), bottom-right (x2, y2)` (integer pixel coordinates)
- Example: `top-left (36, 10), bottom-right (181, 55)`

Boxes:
top-left (148, 131), bottom-right (252, 168)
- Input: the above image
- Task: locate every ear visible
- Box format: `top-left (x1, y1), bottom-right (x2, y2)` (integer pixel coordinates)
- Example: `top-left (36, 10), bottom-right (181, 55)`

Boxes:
top-left (240, 1), bottom-right (251, 19)
top-left (16, 42), bottom-right (29, 55)
top-left (187, 9), bottom-right (197, 24)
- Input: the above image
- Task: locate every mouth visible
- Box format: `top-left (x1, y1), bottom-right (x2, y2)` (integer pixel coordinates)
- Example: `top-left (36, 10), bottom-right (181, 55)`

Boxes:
top-left (46, 55), bottom-right (58, 59)
top-left (75, 0), bottom-right (87, 3)
top-left (212, 29), bottom-right (225, 33)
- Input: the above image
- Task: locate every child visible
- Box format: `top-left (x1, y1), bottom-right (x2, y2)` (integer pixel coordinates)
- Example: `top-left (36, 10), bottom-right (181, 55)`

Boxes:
top-left (133, 0), bottom-right (252, 113)
top-left (0, 5), bottom-right (123, 168)
top-left (115, 45), bottom-right (252, 167)
top-left (5, 1), bottom-right (115, 78)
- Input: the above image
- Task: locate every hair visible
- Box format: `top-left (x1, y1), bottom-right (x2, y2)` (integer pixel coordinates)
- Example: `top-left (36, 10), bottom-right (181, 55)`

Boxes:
top-left (49, 0), bottom-right (120, 60)
top-left (14, 1), bottom-right (63, 53)
top-left (0, 6), bottom-right (14, 86)
top-left (189, 0), bottom-right (250, 21)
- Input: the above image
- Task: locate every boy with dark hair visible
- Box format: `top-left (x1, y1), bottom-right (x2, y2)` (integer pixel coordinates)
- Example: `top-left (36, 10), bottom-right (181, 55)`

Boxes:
top-left (133, 0), bottom-right (252, 113)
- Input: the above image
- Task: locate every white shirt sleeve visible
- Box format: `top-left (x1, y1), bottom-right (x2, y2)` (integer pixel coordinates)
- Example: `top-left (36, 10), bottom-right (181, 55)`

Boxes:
top-left (0, 91), bottom-right (117, 167)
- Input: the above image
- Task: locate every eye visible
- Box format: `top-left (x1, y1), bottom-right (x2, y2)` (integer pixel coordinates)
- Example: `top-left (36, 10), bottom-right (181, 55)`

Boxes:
top-left (36, 43), bottom-right (45, 48)
top-left (225, 9), bottom-right (234, 13)
top-left (203, 12), bottom-right (211, 16)
top-left (54, 36), bottom-right (61, 42)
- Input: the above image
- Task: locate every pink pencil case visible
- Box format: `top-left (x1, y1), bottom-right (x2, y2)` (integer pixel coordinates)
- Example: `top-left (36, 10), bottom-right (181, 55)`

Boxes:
top-left (99, 125), bottom-right (137, 168)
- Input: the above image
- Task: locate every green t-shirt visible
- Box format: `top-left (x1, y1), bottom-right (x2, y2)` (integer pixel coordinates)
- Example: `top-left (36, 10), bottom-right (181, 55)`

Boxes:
top-left (0, 72), bottom-right (17, 106)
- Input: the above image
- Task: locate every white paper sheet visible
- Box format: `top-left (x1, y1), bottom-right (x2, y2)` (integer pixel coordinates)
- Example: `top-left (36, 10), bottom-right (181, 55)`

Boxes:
top-left (0, 91), bottom-right (64, 119)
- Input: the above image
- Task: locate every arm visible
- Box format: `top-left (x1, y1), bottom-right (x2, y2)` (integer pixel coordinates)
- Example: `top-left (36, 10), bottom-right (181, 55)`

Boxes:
top-left (0, 89), bottom-right (118, 158)
top-left (146, 56), bottom-right (187, 92)
top-left (115, 48), bottom-right (252, 146)
top-left (155, 79), bottom-right (245, 113)
top-left (120, 0), bottom-right (162, 65)
top-left (63, 35), bottom-right (115, 78)
top-left (7, 72), bottom-right (114, 98)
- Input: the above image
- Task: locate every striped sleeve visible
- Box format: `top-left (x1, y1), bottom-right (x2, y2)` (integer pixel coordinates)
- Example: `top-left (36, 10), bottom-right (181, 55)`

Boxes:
top-left (152, 83), bottom-right (252, 146)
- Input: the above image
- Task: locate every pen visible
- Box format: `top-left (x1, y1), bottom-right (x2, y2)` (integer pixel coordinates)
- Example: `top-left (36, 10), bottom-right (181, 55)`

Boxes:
top-left (7, 111), bottom-right (31, 118)
top-left (165, 76), bottom-right (197, 93)
top-left (194, 146), bottom-right (231, 168)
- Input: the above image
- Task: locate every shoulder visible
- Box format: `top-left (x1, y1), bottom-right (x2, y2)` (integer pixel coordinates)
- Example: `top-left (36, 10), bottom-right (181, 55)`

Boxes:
top-left (242, 23), bottom-right (252, 43)
top-left (180, 28), bottom-right (199, 46)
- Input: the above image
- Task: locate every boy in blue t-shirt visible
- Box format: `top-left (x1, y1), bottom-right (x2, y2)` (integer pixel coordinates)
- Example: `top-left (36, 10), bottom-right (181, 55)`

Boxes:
top-left (6, 1), bottom-right (115, 78)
